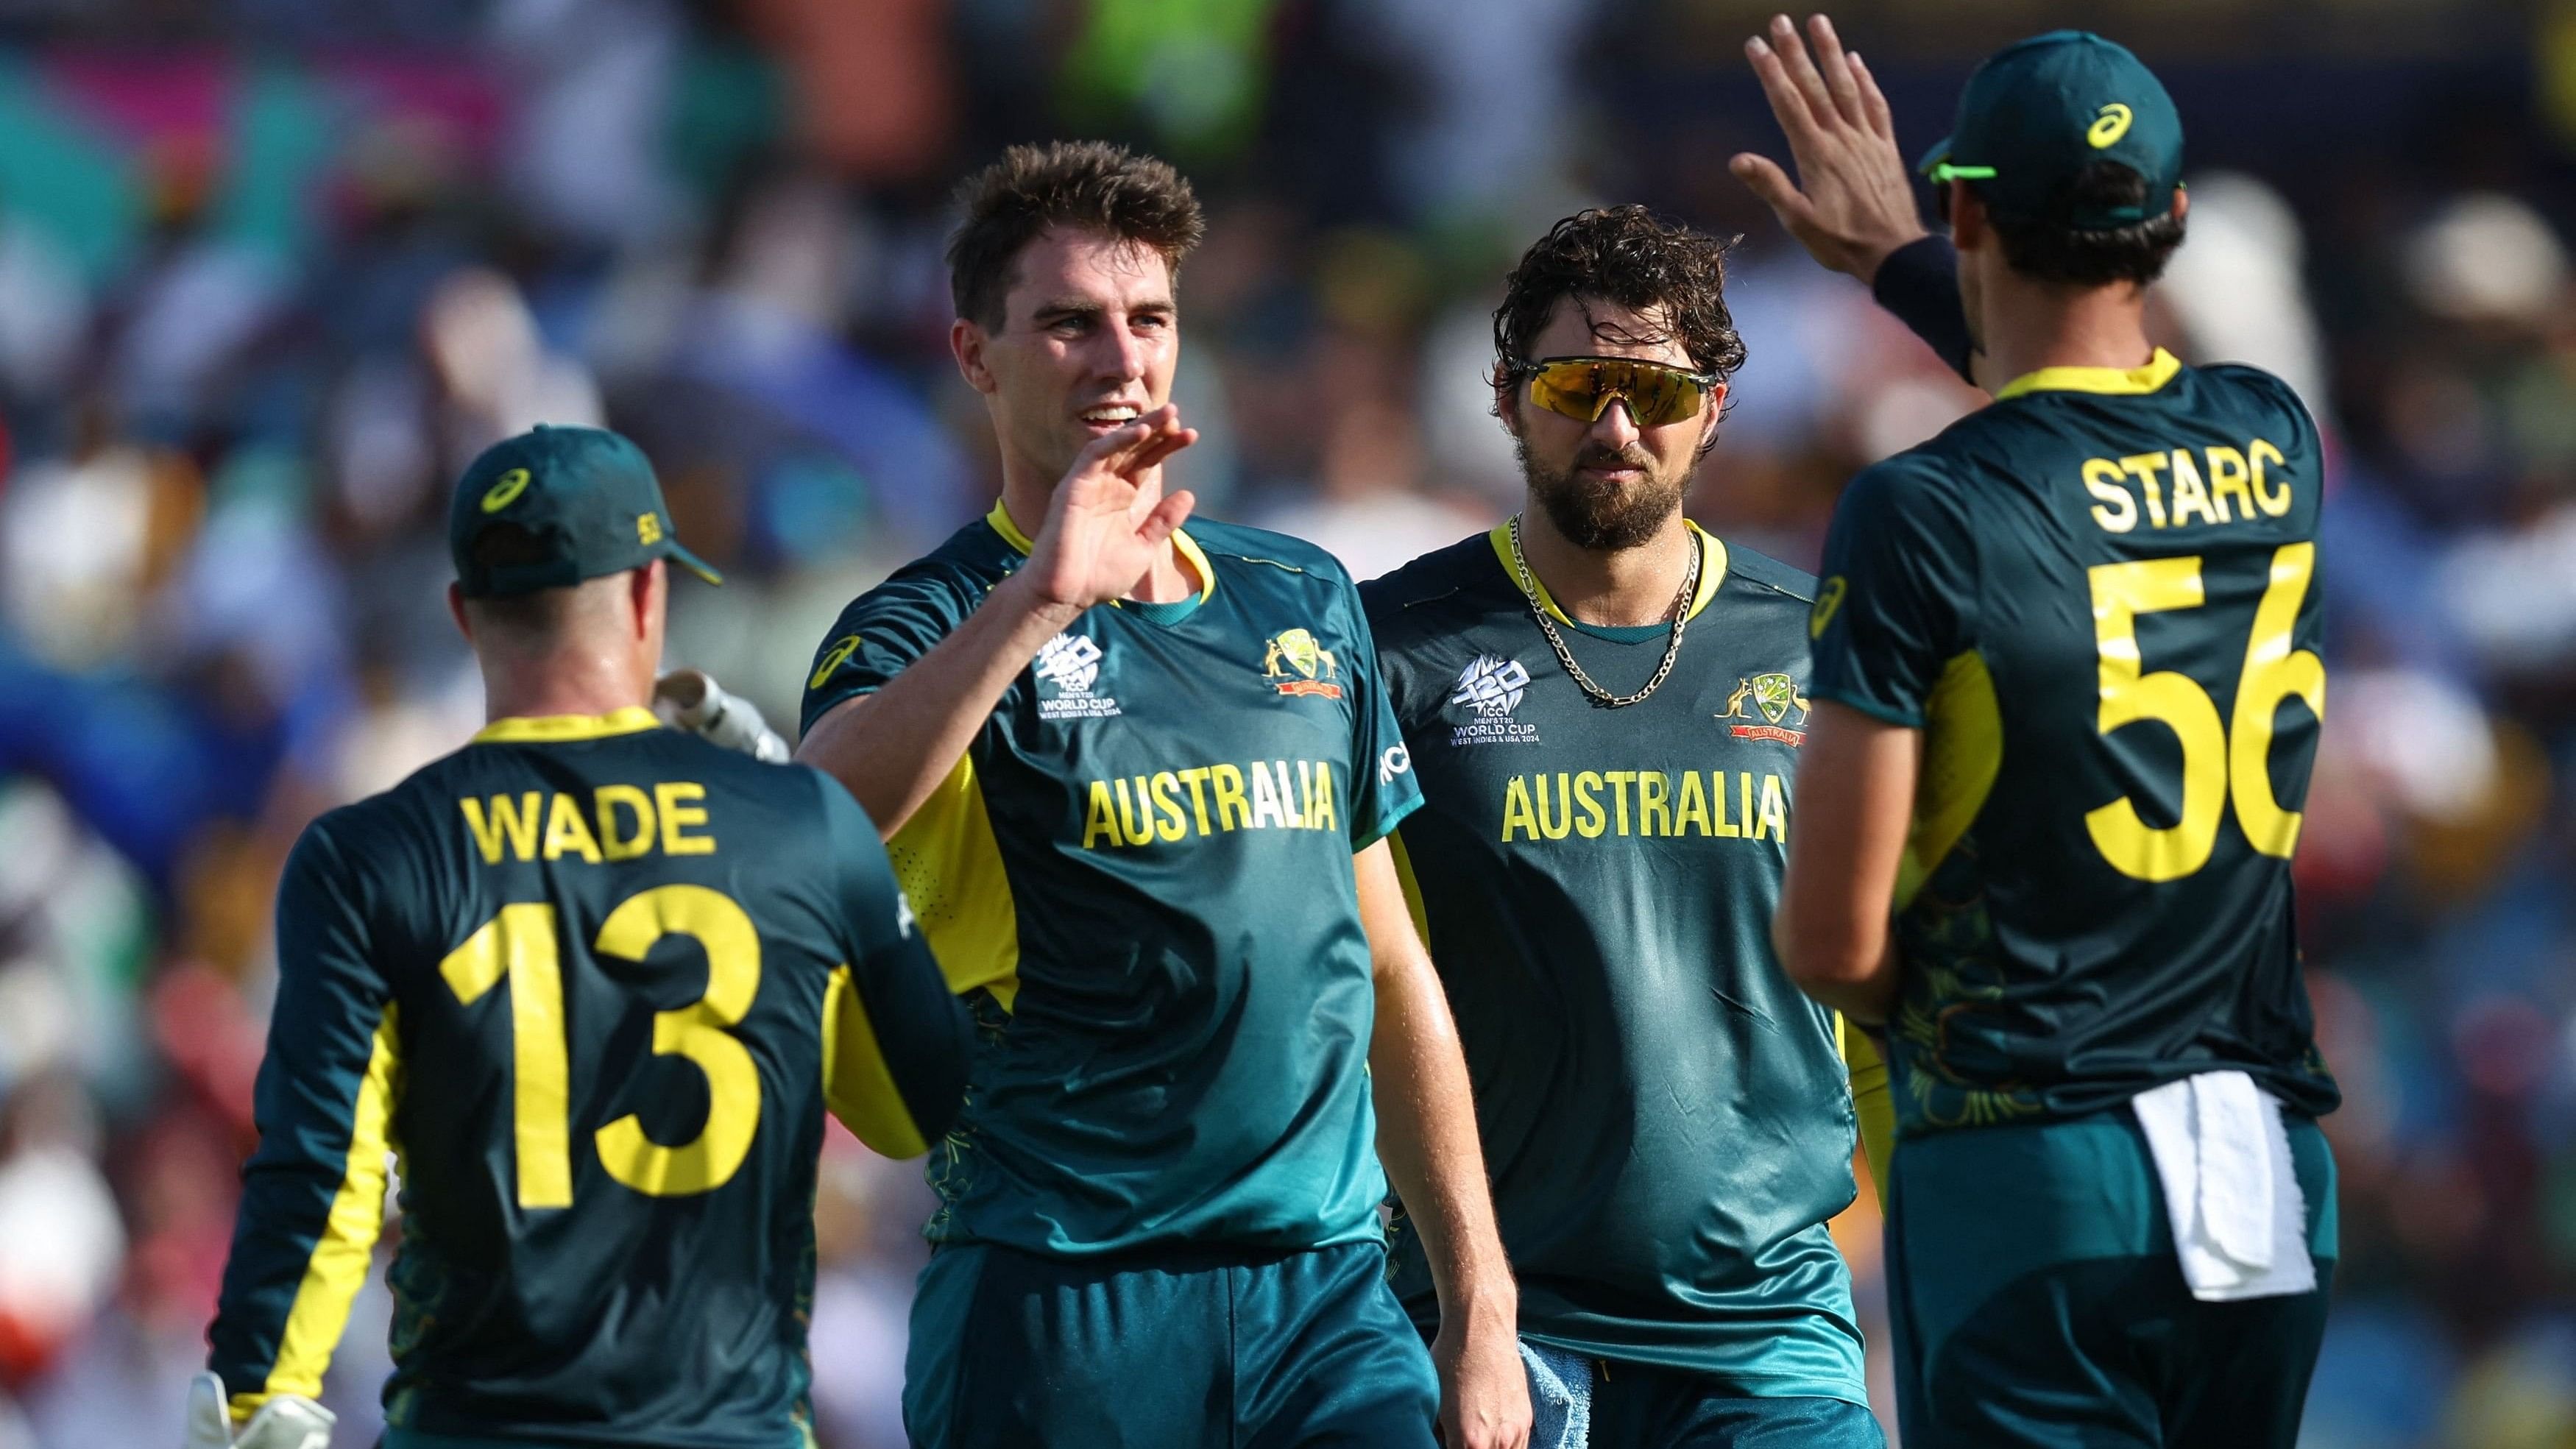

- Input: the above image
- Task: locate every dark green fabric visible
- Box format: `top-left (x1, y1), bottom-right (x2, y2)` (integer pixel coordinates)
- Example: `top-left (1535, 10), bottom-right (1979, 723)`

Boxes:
top-left (1808, 361), bottom-right (2340, 1138)
top-left (902, 1241), bottom-right (1436, 1448)
top-left (210, 727), bottom-right (959, 1446)
top-left (1918, 30), bottom-right (2183, 227)
top-left (802, 517), bottom-right (1421, 1258)
top-left (448, 425), bottom-right (718, 597)
top-left (1588, 1375), bottom-right (1884, 1449)
top-left (1361, 534), bottom-right (1864, 1400)
top-left (1885, 1110), bottom-right (2335, 1448)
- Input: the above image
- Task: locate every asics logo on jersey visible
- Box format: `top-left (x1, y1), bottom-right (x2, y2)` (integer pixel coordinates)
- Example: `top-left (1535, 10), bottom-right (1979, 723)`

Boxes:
top-left (810, 634), bottom-right (863, 690)
top-left (1809, 578), bottom-right (1846, 640)
top-left (1036, 633), bottom-right (1121, 720)
top-left (2088, 102), bottom-right (2134, 149)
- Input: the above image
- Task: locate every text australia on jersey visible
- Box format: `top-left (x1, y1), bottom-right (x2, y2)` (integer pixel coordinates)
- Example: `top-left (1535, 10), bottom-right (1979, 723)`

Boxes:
top-left (1443, 653), bottom-right (1792, 846)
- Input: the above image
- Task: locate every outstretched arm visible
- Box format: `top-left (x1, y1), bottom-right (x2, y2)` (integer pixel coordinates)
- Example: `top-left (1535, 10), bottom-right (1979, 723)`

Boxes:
top-left (1357, 840), bottom-right (1529, 1449)
top-left (1731, 13), bottom-right (1983, 385)
top-left (798, 408), bottom-right (1197, 838)
top-left (1774, 701), bottom-right (1917, 1024)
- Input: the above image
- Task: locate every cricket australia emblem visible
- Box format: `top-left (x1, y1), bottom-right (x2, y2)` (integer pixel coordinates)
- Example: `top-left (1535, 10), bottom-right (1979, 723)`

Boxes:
top-left (1448, 654), bottom-right (1539, 746)
top-left (1718, 671), bottom-right (1808, 745)
top-left (1263, 628), bottom-right (1345, 699)
top-left (1034, 633), bottom-right (1120, 720)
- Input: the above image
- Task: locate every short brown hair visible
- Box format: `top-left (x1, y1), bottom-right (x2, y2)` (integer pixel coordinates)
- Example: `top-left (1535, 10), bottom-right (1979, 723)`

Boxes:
top-left (1492, 206), bottom-right (1747, 389)
top-left (1984, 160), bottom-right (2186, 288)
top-left (946, 141), bottom-right (1206, 329)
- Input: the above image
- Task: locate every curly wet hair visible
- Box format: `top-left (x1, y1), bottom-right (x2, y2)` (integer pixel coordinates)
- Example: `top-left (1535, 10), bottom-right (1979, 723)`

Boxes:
top-left (1490, 205), bottom-right (1747, 394)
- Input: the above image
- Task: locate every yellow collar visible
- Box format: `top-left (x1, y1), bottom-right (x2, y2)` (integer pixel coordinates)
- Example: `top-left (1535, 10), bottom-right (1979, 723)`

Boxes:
top-left (985, 499), bottom-right (1214, 606)
top-left (1993, 347), bottom-right (2182, 402)
top-left (473, 706), bottom-right (663, 745)
top-left (1487, 519), bottom-right (1728, 626)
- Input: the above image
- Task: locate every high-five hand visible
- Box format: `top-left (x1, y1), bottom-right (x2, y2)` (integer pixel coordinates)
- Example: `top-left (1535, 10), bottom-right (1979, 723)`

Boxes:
top-left (1730, 13), bottom-right (1927, 284)
top-left (1017, 404), bottom-right (1199, 610)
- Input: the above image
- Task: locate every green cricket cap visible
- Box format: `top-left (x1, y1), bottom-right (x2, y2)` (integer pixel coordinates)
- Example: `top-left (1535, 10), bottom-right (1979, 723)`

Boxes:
top-left (1917, 30), bottom-right (2183, 230)
top-left (448, 425), bottom-right (722, 598)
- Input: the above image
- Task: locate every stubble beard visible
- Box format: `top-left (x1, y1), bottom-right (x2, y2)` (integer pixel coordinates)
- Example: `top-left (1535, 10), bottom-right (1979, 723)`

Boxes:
top-left (1518, 436), bottom-right (1689, 552)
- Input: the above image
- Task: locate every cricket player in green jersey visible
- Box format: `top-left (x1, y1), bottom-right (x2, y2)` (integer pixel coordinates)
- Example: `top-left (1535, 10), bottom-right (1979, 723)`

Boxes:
top-left (796, 142), bottom-right (1528, 1449)
top-left (191, 426), bottom-right (970, 1449)
top-left (1364, 206), bottom-right (1890, 1449)
top-left (1736, 18), bottom-right (2339, 1448)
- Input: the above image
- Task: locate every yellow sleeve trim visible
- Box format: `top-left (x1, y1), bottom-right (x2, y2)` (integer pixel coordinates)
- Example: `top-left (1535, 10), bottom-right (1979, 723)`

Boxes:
top-left (1384, 829), bottom-right (1432, 950)
top-left (1993, 347), bottom-right (2182, 402)
top-left (887, 751), bottom-right (1022, 1012)
top-left (824, 966), bottom-right (931, 1158)
top-left (986, 500), bottom-right (1213, 604)
top-left (1840, 1019), bottom-right (1894, 1211)
top-left (1894, 650), bottom-right (2003, 910)
top-left (471, 707), bottom-right (662, 745)
top-left (1487, 520), bottom-right (1728, 624)
top-left (237, 1003), bottom-right (403, 1421)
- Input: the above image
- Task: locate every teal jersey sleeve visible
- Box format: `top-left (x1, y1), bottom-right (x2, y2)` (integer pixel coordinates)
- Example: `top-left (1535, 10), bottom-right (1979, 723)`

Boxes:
top-left (800, 559), bottom-right (988, 734)
top-left (1808, 457), bottom-right (1981, 728)
top-left (1339, 575), bottom-right (1423, 850)
top-left (813, 770), bottom-right (972, 1157)
top-left (208, 815), bottom-right (405, 1424)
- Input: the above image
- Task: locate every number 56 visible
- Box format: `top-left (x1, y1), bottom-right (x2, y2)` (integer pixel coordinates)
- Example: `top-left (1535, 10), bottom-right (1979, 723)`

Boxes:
top-left (2085, 543), bottom-right (2324, 882)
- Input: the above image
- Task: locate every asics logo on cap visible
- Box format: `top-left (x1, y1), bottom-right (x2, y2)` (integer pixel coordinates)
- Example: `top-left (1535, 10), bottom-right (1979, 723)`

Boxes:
top-left (2088, 103), bottom-right (2134, 149)
top-left (481, 468), bottom-right (531, 512)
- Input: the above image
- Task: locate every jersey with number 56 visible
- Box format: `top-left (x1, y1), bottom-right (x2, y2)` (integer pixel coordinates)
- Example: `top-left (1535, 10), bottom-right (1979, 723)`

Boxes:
top-left (1808, 350), bottom-right (2340, 1138)
top-left (206, 709), bottom-right (968, 1448)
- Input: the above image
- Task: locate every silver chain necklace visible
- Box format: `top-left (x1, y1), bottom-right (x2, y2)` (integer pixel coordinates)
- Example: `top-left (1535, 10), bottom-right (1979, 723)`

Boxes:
top-left (1506, 513), bottom-right (1699, 709)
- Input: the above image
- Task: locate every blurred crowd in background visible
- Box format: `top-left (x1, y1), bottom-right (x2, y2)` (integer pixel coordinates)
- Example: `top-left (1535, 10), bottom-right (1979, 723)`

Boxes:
top-left (0, 0), bottom-right (2561, 1445)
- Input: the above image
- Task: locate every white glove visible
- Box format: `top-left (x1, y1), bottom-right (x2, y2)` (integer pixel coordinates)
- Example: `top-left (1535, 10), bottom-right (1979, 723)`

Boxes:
top-left (653, 669), bottom-right (790, 762)
top-left (183, 1371), bottom-right (334, 1449)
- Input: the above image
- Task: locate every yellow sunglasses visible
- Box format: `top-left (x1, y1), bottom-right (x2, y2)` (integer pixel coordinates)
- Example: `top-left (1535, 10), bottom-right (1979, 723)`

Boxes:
top-left (1515, 355), bottom-right (1725, 428)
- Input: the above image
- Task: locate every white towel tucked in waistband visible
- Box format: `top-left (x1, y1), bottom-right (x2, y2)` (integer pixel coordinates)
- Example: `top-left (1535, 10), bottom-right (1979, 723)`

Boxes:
top-left (2131, 1070), bottom-right (2315, 1303)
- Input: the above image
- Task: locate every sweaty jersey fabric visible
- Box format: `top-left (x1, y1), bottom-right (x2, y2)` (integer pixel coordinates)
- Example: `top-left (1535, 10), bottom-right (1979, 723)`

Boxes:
top-left (801, 505), bottom-right (1421, 1258)
top-left (1808, 350), bottom-right (2340, 1137)
top-left (208, 711), bottom-right (966, 1447)
top-left (1361, 523), bottom-right (1868, 1400)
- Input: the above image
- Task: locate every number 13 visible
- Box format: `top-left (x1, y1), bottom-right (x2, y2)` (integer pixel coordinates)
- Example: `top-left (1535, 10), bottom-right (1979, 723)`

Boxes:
top-left (2086, 542), bottom-right (2325, 882)
top-left (439, 885), bottom-right (764, 1208)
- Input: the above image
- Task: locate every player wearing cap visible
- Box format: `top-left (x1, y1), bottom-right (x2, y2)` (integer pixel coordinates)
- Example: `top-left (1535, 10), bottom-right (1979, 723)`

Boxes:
top-left (190, 425), bottom-right (970, 1449)
top-left (1362, 206), bottom-right (1889, 1449)
top-left (1733, 18), bottom-right (2339, 1449)
top-left (795, 143), bottom-right (1526, 1449)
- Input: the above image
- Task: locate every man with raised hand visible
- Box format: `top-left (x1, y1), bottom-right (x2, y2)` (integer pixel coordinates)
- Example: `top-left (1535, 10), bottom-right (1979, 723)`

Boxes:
top-left (1362, 205), bottom-right (1891, 1449)
top-left (796, 141), bottom-right (1526, 1449)
top-left (192, 425), bottom-right (967, 1449)
top-left (1738, 18), bottom-right (2339, 1448)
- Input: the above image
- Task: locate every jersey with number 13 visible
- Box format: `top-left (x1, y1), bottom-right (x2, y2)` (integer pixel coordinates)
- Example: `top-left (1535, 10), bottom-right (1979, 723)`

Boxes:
top-left (207, 709), bottom-right (966, 1447)
top-left (1807, 350), bottom-right (2340, 1138)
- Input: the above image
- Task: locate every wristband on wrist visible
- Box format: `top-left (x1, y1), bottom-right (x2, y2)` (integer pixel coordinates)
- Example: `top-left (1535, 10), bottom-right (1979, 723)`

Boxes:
top-left (1871, 235), bottom-right (1978, 385)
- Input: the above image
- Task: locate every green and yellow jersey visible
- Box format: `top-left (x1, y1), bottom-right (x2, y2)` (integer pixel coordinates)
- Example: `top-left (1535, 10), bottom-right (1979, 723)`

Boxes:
top-left (208, 711), bottom-right (967, 1449)
top-left (1360, 523), bottom-right (1882, 1402)
top-left (801, 505), bottom-right (1421, 1259)
top-left (1809, 350), bottom-right (2340, 1137)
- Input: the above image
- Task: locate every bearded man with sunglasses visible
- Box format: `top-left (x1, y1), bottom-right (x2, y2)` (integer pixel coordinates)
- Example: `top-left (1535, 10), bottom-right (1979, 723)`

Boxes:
top-left (1360, 205), bottom-right (1892, 1449)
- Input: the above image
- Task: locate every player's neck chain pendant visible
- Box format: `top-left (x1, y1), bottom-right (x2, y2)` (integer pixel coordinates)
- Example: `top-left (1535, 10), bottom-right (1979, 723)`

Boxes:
top-left (1507, 512), bottom-right (1698, 709)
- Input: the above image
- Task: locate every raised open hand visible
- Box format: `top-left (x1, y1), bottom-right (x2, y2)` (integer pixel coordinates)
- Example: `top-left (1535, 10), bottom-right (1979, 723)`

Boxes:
top-left (1018, 403), bottom-right (1199, 610)
top-left (1730, 13), bottom-right (1928, 284)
